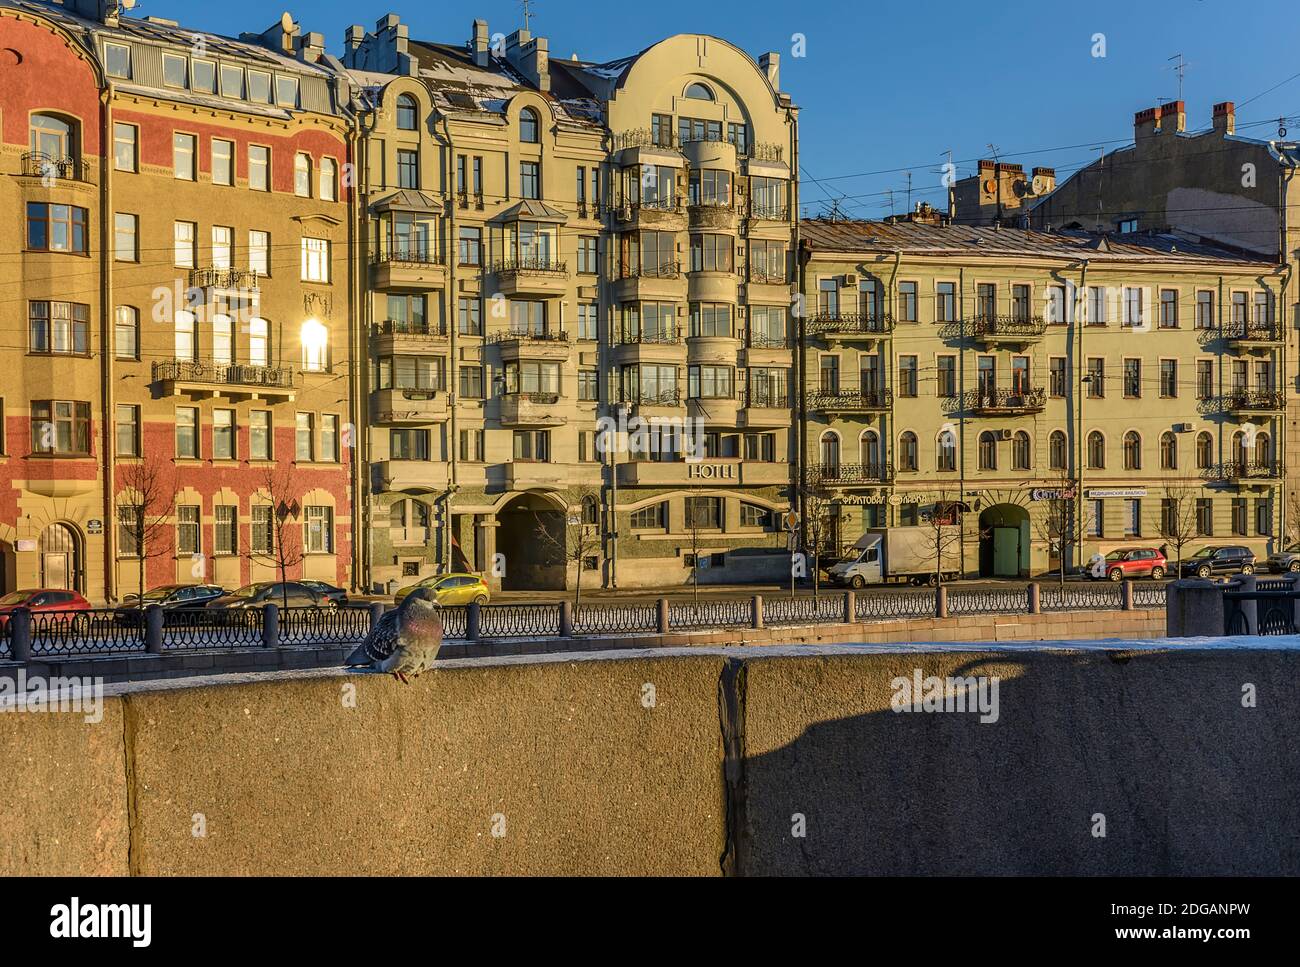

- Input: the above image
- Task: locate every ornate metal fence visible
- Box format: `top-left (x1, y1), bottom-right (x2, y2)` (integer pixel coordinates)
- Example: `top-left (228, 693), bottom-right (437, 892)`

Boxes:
top-left (439, 606), bottom-right (469, 641)
top-left (669, 599), bottom-right (753, 630)
top-left (161, 609), bottom-right (262, 650)
top-left (764, 593), bottom-right (846, 627)
top-left (573, 603), bottom-right (659, 636)
top-left (1040, 584), bottom-right (1125, 612)
top-left (948, 587), bottom-right (1028, 615)
top-left (479, 604), bottom-right (561, 639)
top-left (1133, 584), bottom-right (1169, 609)
top-left (280, 607), bottom-right (371, 646)
top-left (30, 610), bottom-right (147, 657)
top-left (857, 590), bottom-right (938, 621)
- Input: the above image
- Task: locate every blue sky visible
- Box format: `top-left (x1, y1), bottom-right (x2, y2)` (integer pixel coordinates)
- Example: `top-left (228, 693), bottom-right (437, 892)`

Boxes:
top-left (182, 0), bottom-right (1300, 218)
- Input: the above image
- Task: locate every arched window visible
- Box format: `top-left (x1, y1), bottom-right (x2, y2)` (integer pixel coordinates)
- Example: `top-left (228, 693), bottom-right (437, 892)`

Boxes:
top-left (520, 107), bottom-right (540, 143)
top-left (29, 113), bottom-right (76, 161)
top-left (1087, 431), bottom-right (1106, 469)
top-left (1123, 430), bottom-right (1142, 470)
top-left (1160, 431), bottom-right (1177, 470)
top-left (819, 432), bottom-right (840, 476)
top-left (899, 431), bottom-right (918, 472)
top-left (1231, 430), bottom-right (1247, 467)
top-left (1048, 430), bottom-right (1067, 470)
top-left (1196, 431), bottom-right (1213, 470)
top-left (300, 320), bottom-right (329, 372)
top-left (1012, 430), bottom-right (1030, 470)
top-left (859, 430), bottom-right (880, 475)
top-left (396, 93), bottom-right (419, 131)
top-left (978, 431), bottom-right (997, 470)
top-left (1256, 432), bottom-right (1272, 466)
top-left (684, 82), bottom-right (715, 101)
top-left (937, 430), bottom-right (956, 472)
top-left (581, 494), bottom-right (599, 526)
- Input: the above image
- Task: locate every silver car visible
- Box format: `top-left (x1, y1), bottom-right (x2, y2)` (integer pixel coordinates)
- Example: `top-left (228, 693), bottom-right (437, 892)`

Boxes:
top-left (1266, 543), bottom-right (1300, 573)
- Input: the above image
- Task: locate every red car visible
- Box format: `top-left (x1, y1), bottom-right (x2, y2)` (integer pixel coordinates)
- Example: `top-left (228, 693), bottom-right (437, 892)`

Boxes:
top-left (0, 589), bottom-right (93, 629)
top-left (1092, 548), bottom-right (1168, 582)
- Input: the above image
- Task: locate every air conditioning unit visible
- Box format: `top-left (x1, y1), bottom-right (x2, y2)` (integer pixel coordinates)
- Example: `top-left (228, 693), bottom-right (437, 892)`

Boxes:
top-left (1174, 422), bottom-right (1194, 433)
top-left (999, 429), bottom-right (1014, 441)
top-left (843, 273), bottom-right (858, 286)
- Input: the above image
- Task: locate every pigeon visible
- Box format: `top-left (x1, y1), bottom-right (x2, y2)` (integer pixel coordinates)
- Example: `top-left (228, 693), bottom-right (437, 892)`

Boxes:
top-left (345, 592), bottom-right (444, 683)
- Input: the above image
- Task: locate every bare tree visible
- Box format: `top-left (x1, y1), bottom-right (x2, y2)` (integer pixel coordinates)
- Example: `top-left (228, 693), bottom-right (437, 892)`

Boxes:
top-left (917, 493), bottom-right (965, 589)
top-left (1153, 476), bottom-right (1203, 578)
top-left (797, 484), bottom-right (835, 603)
top-left (247, 465), bottom-right (306, 611)
top-left (533, 486), bottom-right (602, 612)
top-left (1028, 471), bottom-right (1093, 586)
top-left (116, 456), bottom-right (180, 606)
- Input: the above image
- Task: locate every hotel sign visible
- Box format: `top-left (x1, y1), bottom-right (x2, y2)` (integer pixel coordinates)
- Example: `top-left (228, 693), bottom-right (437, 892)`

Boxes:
top-left (686, 463), bottom-right (738, 480)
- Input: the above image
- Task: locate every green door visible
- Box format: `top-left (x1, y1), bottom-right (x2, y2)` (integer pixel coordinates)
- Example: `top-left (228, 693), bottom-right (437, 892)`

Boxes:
top-left (993, 527), bottom-right (1020, 577)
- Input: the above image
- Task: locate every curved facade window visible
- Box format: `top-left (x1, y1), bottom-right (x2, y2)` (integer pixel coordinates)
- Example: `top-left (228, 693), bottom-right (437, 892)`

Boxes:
top-left (1087, 431), bottom-right (1105, 469)
top-left (684, 82), bottom-right (715, 101)
top-left (978, 431), bottom-right (997, 470)
top-left (1160, 432), bottom-right (1177, 470)
top-left (1012, 431), bottom-right (1030, 470)
top-left (1123, 431), bottom-right (1142, 470)
top-left (396, 94), bottom-right (419, 131)
top-left (1048, 430), bottom-right (1067, 470)
top-left (520, 107), bottom-right (540, 143)
top-left (899, 431), bottom-right (918, 472)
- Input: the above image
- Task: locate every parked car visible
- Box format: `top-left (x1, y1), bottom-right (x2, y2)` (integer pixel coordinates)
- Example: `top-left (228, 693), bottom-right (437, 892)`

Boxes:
top-left (1089, 547), bottom-right (1168, 582)
top-left (395, 573), bottom-right (491, 606)
top-left (204, 582), bottom-right (331, 616)
top-left (1265, 543), bottom-right (1300, 573)
top-left (300, 580), bottom-right (348, 607)
top-left (0, 589), bottom-right (92, 630)
top-left (113, 584), bottom-right (226, 626)
top-left (1178, 545), bottom-right (1256, 579)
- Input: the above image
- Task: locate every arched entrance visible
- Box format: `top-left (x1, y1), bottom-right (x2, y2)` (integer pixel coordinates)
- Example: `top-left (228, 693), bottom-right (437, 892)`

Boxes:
top-left (39, 523), bottom-right (81, 591)
top-left (496, 493), bottom-right (566, 591)
top-left (978, 504), bottom-right (1029, 578)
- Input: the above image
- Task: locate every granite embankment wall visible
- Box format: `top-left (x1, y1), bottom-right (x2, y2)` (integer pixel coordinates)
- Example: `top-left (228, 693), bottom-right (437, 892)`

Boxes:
top-left (3, 643), bottom-right (1297, 876)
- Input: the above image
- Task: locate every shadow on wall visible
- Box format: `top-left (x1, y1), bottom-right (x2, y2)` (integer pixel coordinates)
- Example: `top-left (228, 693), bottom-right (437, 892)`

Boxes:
top-left (735, 649), bottom-right (1300, 876)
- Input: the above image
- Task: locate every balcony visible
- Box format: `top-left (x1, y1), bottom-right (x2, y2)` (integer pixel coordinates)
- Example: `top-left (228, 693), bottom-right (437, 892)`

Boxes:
top-left (625, 389), bottom-right (685, 417)
top-left (808, 463), bottom-right (895, 487)
top-left (747, 202), bottom-right (791, 223)
top-left (615, 459), bottom-right (789, 487)
top-left (189, 267), bottom-right (260, 293)
top-left (965, 387), bottom-right (1047, 415)
top-left (687, 201), bottom-right (738, 232)
top-left (370, 388), bottom-right (451, 424)
top-left (370, 248), bottom-right (447, 289)
top-left (1203, 460), bottom-right (1284, 486)
top-left (488, 257), bottom-right (570, 297)
top-left (504, 461), bottom-right (572, 490)
top-left (373, 459), bottom-right (450, 495)
top-left (496, 330), bottom-right (572, 361)
top-left (739, 391), bottom-right (791, 429)
top-left (613, 330), bottom-right (685, 365)
top-left (612, 201), bottom-right (687, 232)
top-left (809, 388), bottom-right (893, 416)
top-left (1224, 390), bottom-right (1285, 417)
top-left (499, 392), bottom-right (567, 427)
top-left (807, 312), bottom-right (894, 344)
top-left (972, 315), bottom-right (1047, 347)
top-left (1226, 321), bottom-right (1285, 350)
top-left (688, 395), bottom-right (742, 427)
top-left (152, 359), bottom-right (295, 402)
top-left (370, 319), bottom-right (449, 355)
top-left (20, 151), bottom-right (90, 184)
top-left (610, 260), bottom-right (686, 302)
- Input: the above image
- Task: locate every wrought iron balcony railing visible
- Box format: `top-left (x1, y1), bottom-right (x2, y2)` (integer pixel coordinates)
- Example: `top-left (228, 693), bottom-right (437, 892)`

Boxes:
top-left (497, 328), bottom-right (570, 344)
top-left (746, 332), bottom-right (789, 349)
top-left (749, 203), bottom-right (791, 221)
top-left (1226, 320), bottom-right (1284, 343)
top-left (502, 391), bottom-right (561, 405)
top-left (1203, 460), bottom-right (1284, 482)
top-left (809, 462), bottom-right (895, 485)
top-left (1224, 390), bottom-right (1285, 411)
top-left (189, 267), bottom-right (260, 290)
top-left (617, 329), bottom-right (681, 346)
top-left (972, 315), bottom-right (1048, 339)
top-left (807, 312), bottom-right (895, 337)
top-left (371, 319), bottom-right (449, 338)
top-left (748, 267), bottom-right (790, 285)
top-left (965, 387), bottom-right (1047, 412)
top-left (613, 128), bottom-right (681, 151)
top-left (489, 257), bottom-right (569, 277)
top-left (372, 246), bottom-right (445, 266)
top-left (809, 388), bottom-right (893, 411)
top-left (627, 389), bottom-right (683, 407)
top-left (21, 151), bottom-right (89, 182)
top-left (153, 359), bottom-right (295, 390)
top-left (616, 260), bottom-right (682, 280)
top-left (742, 390), bottom-right (791, 409)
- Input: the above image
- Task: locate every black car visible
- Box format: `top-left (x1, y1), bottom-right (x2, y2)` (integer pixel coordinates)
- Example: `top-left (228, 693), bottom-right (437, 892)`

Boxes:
top-left (1179, 545), bottom-right (1256, 579)
top-left (300, 580), bottom-right (348, 607)
top-left (204, 582), bottom-right (331, 612)
top-left (114, 584), bottom-right (226, 625)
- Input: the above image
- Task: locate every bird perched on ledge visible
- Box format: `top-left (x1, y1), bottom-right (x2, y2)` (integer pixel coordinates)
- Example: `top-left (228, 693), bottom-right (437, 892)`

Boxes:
top-left (345, 592), bottom-right (443, 683)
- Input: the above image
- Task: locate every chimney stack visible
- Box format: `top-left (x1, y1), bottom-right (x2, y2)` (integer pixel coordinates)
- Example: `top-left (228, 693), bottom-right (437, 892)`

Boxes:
top-left (471, 20), bottom-right (491, 67)
top-left (758, 52), bottom-right (780, 90)
top-left (1032, 166), bottom-right (1056, 194)
top-left (1213, 101), bottom-right (1236, 136)
top-left (1159, 100), bottom-right (1186, 135)
top-left (505, 29), bottom-right (550, 92)
top-left (1134, 106), bottom-right (1161, 142)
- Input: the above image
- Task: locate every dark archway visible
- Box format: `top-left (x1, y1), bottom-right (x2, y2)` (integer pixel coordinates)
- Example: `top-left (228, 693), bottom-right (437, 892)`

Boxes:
top-left (978, 504), bottom-right (1029, 578)
top-left (496, 493), bottom-right (566, 591)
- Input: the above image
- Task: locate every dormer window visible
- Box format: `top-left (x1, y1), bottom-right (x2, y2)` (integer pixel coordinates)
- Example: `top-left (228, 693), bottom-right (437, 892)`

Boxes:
top-left (104, 42), bottom-right (131, 79)
top-left (396, 94), bottom-right (419, 131)
top-left (684, 82), bottom-right (714, 101)
top-left (520, 107), bottom-right (540, 144)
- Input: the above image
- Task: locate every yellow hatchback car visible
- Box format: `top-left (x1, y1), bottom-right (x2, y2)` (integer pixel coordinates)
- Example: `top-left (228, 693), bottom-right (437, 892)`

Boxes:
top-left (395, 573), bottom-right (491, 606)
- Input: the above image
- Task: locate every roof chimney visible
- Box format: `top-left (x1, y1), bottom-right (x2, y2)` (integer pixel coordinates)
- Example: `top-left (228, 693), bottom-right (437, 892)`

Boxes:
top-left (1159, 100), bottom-right (1186, 135)
top-left (1134, 106), bottom-right (1161, 143)
top-left (1213, 101), bottom-right (1236, 136)
top-left (471, 19), bottom-right (491, 67)
top-left (296, 31), bottom-right (325, 64)
top-left (758, 51), bottom-right (780, 90)
top-left (505, 29), bottom-right (549, 93)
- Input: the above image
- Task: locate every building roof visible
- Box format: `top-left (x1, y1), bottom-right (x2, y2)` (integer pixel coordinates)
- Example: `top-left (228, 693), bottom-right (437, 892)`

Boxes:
top-left (799, 219), bottom-right (1274, 266)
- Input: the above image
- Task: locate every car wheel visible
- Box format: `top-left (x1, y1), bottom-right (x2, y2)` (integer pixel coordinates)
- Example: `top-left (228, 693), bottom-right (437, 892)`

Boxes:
top-left (1151, 566), bottom-right (1165, 580)
top-left (473, 594), bottom-right (489, 606)
top-left (1289, 561), bottom-right (1300, 573)
top-left (1108, 568), bottom-right (1124, 582)
top-left (1241, 564), bottom-right (1255, 575)
top-left (1197, 565), bottom-right (1212, 579)
top-left (850, 575), bottom-right (866, 590)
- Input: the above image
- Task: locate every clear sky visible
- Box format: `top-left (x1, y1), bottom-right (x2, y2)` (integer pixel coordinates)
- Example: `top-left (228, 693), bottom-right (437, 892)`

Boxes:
top-left (172, 0), bottom-right (1299, 218)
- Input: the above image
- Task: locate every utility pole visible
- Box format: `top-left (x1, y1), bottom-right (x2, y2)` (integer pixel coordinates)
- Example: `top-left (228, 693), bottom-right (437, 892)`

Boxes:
top-left (987, 143), bottom-right (1002, 226)
top-left (521, 0), bottom-right (534, 31)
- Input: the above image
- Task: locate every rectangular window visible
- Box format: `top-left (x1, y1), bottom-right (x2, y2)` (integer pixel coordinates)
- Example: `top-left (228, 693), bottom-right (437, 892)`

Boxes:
top-left (173, 133), bottom-right (196, 180)
top-left (976, 283), bottom-right (996, 320)
top-left (29, 301), bottom-right (89, 355)
top-left (579, 369), bottom-right (599, 401)
top-left (579, 303), bottom-right (599, 341)
top-left (212, 225), bottom-right (233, 270)
top-left (1090, 499), bottom-right (1105, 538)
top-left (459, 366), bottom-right (484, 399)
top-left (685, 497), bottom-right (722, 529)
top-left (249, 231), bottom-right (270, 276)
top-left (1046, 285), bottom-right (1067, 325)
top-left (173, 221), bottom-right (196, 268)
top-left (936, 282), bottom-right (956, 323)
top-left (690, 234), bottom-right (732, 273)
top-left (192, 59), bottom-right (215, 93)
top-left (117, 506), bottom-right (141, 557)
top-left (458, 227), bottom-right (482, 265)
top-left (251, 506), bottom-right (274, 555)
top-left (114, 305), bottom-right (139, 360)
top-left (1195, 290), bottom-right (1214, 329)
top-left (104, 42), bottom-right (131, 79)
top-left (249, 318), bottom-right (269, 367)
top-left (1159, 289), bottom-right (1178, 328)
top-left (215, 506), bottom-right (238, 556)
top-left (688, 365), bottom-right (734, 400)
top-left (301, 237), bottom-right (330, 282)
top-left (220, 64), bottom-right (244, 99)
top-left (113, 123), bottom-right (138, 172)
top-left (1196, 498), bottom-right (1213, 536)
top-left (937, 356), bottom-right (957, 398)
top-left (1231, 498), bottom-right (1248, 537)
top-left (1125, 499), bottom-right (1141, 537)
top-left (113, 213), bottom-right (138, 262)
top-left (276, 75), bottom-right (299, 108)
top-left (321, 415), bottom-right (339, 463)
top-left (520, 161), bottom-right (540, 199)
top-left (397, 149), bottom-right (419, 189)
top-left (249, 145), bottom-right (270, 192)
top-left (30, 401), bottom-right (91, 455)
top-left (1124, 358), bottom-right (1141, 398)
top-left (213, 409), bottom-right (235, 460)
top-left (1122, 287), bottom-right (1144, 327)
top-left (321, 158), bottom-right (338, 202)
top-left (632, 503), bottom-right (667, 529)
top-left (898, 282), bottom-right (918, 323)
top-left (296, 413), bottom-right (314, 461)
top-left (690, 303), bottom-right (733, 337)
top-left (1160, 359), bottom-right (1178, 398)
top-left (1012, 284), bottom-right (1030, 321)
top-left (115, 404), bottom-right (139, 457)
top-left (1087, 358), bottom-right (1105, 398)
top-left (1256, 498), bottom-right (1272, 536)
top-left (304, 506), bottom-right (334, 554)
top-left (294, 153), bottom-right (312, 197)
top-left (249, 411), bottom-right (272, 461)
top-left (1049, 357), bottom-right (1067, 398)
top-left (458, 429), bottom-right (485, 462)
top-left (176, 407), bottom-right (198, 458)
top-left (578, 237), bottom-right (599, 274)
top-left (247, 70), bottom-right (272, 104)
top-left (512, 430), bottom-right (551, 462)
top-left (174, 310), bottom-right (196, 361)
top-left (898, 355), bottom-right (918, 397)
top-left (177, 505), bottom-right (200, 556)
top-left (1197, 359), bottom-right (1213, 399)
top-left (458, 298), bottom-right (481, 335)
top-left (213, 138), bottom-right (234, 186)
top-left (26, 202), bottom-right (88, 254)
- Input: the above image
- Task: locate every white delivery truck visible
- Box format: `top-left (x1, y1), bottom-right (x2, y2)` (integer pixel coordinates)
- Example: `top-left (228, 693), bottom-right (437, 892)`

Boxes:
top-left (827, 527), bottom-right (961, 588)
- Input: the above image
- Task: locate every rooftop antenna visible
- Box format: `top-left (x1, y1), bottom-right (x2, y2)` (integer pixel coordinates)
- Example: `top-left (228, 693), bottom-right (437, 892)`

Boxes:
top-left (904, 170), bottom-right (913, 212)
top-left (987, 142), bottom-right (1002, 225)
top-left (521, 0), bottom-right (535, 31)
top-left (1167, 53), bottom-right (1188, 103)
top-left (1093, 146), bottom-right (1106, 232)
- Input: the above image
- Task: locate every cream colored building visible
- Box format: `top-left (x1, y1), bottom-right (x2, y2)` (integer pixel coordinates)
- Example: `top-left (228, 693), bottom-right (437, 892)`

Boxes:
top-left (343, 16), bottom-right (798, 591)
top-left (799, 217), bottom-right (1285, 577)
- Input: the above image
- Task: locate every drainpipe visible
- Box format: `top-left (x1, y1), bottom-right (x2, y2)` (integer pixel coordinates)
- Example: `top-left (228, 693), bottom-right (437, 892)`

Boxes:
top-left (1076, 259), bottom-right (1088, 571)
top-left (789, 107), bottom-right (800, 563)
top-left (100, 84), bottom-right (116, 603)
top-left (346, 109), bottom-right (364, 593)
top-left (796, 239), bottom-right (809, 551)
top-left (357, 102), bottom-right (379, 592)
top-left (957, 265), bottom-right (966, 571)
top-left (440, 116), bottom-right (460, 575)
top-left (1276, 262), bottom-right (1292, 545)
